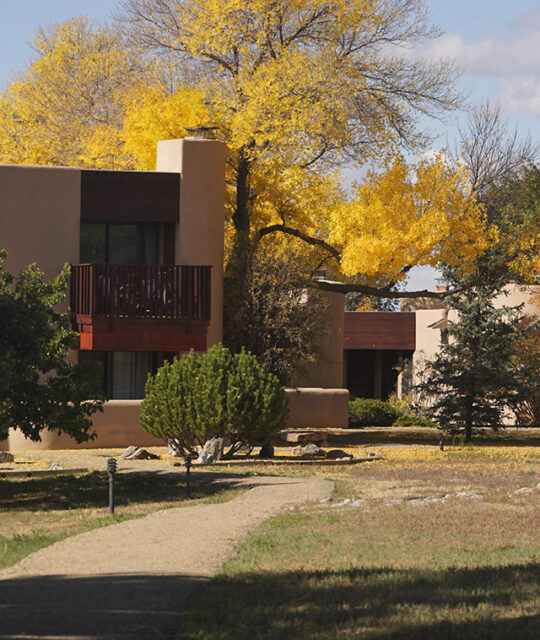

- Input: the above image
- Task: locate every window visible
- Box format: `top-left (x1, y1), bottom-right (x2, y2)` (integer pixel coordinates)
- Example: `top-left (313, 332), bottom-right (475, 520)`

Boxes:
top-left (79, 351), bottom-right (158, 399)
top-left (80, 223), bottom-right (159, 264)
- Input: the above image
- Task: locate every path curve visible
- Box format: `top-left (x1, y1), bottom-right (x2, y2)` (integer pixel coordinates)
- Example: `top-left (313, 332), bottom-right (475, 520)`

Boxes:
top-left (0, 474), bottom-right (332, 639)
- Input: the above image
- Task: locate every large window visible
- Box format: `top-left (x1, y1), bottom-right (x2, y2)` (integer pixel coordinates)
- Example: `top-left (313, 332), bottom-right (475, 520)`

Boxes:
top-left (80, 223), bottom-right (160, 264)
top-left (79, 351), bottom-right (158, 399)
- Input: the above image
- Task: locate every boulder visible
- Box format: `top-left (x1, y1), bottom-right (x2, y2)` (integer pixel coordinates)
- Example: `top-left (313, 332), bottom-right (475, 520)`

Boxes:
top-left (198, 437), bottom-right (225, 464)
top-left (325, 449), bottom-right (353, 460)
top-left (301, 442), bottom-right (325, 457)
top-left (0, 452), bottom-right (14, 463)
top-left (514, 487), bottom-right (533, 495)
top-left (119, 446), bottom-right (159, 460)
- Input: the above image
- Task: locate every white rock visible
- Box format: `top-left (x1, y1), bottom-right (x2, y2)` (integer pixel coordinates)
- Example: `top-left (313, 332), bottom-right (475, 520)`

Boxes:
top-left (332, 499), bottom-right (353, 508)
top-left (319, 497), bottom-right (333, 504)
top-left (514, 487), bottom-right (533, 495)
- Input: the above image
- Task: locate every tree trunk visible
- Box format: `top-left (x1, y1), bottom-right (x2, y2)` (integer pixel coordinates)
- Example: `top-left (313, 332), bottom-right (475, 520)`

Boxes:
top-left (464, 395), bottom-right (473, 442)
top-left (223, 149), bottom-right (254, 348)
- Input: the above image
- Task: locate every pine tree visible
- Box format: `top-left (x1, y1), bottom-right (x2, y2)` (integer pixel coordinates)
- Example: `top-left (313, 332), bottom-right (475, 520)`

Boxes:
top-left (140, 344), bottom-right (289, 455)
top-left (415, 282), bottom-right (533, 441)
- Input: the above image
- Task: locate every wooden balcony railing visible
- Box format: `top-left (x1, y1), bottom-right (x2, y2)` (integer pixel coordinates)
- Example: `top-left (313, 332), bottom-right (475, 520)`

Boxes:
top-left (70, 264), bottom-right (211, 321)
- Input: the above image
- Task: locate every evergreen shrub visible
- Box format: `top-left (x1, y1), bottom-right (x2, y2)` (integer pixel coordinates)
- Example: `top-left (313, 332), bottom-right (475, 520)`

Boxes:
top-left (140, 344), bottom-right (289, 455)
top-left (348, 398), bottom-right (401, 427)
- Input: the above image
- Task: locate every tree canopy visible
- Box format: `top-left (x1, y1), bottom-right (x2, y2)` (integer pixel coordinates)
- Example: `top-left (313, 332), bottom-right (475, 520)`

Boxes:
top-left (118, 0), bottom-right (469, 291)
top-left (0, 4), bottom-right (535, 304)
top-left (414, 279), bottom-right (536, 441)
top-left (0, 18), bottom-right (148, 169)
top-left (0, 251), bottom-right (103, 443)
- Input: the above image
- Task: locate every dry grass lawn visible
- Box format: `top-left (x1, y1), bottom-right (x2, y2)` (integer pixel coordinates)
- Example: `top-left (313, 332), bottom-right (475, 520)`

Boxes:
top-left (180, 444), bottom-right (540, 639)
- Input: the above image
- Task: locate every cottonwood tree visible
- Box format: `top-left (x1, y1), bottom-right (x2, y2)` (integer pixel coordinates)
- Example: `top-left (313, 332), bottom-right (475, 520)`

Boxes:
top-left (0, 18), bottom-right (147, 168)
top-left (0, 251), bottom-right (103, 443)
top-left (3, 5), bottom-right (532, 312)
top-left (449, 101), bottom-right (540, 287)
top-left (453, 100), bottom-right (540, 200)
top-left (223, 249), bottom-right (329, 385)
top-left (117, 0), bottom-right (477, 300)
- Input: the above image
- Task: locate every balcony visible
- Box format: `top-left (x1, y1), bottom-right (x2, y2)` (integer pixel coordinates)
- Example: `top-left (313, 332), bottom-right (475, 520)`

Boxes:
top-left (70, 264), bottom-right (211, 352)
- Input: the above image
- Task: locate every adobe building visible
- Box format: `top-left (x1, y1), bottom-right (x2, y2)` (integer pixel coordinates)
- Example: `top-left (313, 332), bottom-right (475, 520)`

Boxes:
top-left (343, 285), bottom-right (540, 402)
top-left (0, 138), bottom-right (349, 451)
top-left (3, 136), bottom-right (534, 451)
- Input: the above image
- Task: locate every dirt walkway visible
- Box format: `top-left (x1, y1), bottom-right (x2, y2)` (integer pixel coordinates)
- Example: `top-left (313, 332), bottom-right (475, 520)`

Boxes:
top-left (0, 474), bottom-right (332, 640)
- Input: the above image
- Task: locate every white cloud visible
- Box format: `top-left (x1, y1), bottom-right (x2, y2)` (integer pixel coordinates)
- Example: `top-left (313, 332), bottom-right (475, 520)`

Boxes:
top-left (405, 27), bottom-right (540, 117)
top-left (501, 75), bottom-right (540, 116)
top-left (508, 6), bottom-right (540, 31)
top-left (421, 32), bottom-right (540, 77)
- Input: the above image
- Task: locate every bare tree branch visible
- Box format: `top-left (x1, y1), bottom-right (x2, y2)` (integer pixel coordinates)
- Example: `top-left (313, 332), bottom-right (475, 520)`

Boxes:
top-left (257, 224), bottom-right (341, 262)
top-left (453, 100), bottom-right (540, 198)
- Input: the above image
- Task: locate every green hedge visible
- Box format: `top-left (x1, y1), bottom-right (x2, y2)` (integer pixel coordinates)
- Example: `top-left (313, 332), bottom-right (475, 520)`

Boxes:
top-left (348, 397), bottom-right (439, 428)
top-left (348, 398), bottom-right (401, 427)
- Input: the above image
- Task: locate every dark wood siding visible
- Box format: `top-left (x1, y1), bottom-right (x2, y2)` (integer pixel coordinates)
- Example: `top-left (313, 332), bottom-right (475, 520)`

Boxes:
top-left (81, 170), bottom-right (180, 222)
top-left (344, 312), bottom-right (416, 350)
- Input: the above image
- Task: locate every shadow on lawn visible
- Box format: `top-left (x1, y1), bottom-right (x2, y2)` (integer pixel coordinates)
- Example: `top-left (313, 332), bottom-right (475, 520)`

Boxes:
top-left (0, 471), bottom-right (246, 511)
top-left (328, 429), bottom-right (540, 448)
top-left (181, 562), bottom-right (540, 640)
top-left (0, 572), bottom-right (208, 640)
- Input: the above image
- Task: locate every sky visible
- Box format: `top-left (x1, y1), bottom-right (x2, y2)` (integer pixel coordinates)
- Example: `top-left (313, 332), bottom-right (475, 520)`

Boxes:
top-left (1, 0), bottom-right (539, 292)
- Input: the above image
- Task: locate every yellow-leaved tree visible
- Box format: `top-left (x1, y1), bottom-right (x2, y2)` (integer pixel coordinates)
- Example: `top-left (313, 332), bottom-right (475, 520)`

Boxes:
top-left (0, 4), bottom-right (502, 305)
top-left (117, 0), bottom-right (494, 301)
top-left (0, 18), bottom-right (146, 168)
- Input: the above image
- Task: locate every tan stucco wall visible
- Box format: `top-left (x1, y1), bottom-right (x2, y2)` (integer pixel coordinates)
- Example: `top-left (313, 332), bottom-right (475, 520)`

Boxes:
top-left (157, 139), bottom-right (226, 347)
top-left (0, 165), bottom-right (81, 280)
top-left (7, 390), bottom-right (350, 450)
top-left (7, 401), bottom-right (164, 451)
top-left (414, 309), bottom-right (447, 363)
top-left (409, 309), bottom-right (447, 392)
top-left (413, 285), bottom-right (540, 373)
top-left (0, 165), bottom-right (82, 451)
top-left (494, 284), bottom-right (540, 316)
top-left (285, 388), bottom-right (349, 428)
top-left (294, 290), bottom-right (345, 388)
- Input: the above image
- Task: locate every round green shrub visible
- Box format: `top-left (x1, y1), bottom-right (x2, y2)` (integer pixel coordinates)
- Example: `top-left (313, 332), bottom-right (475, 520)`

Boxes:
top-left (140, 344), bottom-right (289, 454)
top-left (348, 398), bottom-right (401, 427)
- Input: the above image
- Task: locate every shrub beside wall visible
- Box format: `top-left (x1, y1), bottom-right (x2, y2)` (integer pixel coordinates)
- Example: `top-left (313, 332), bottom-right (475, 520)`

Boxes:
top-left (140, 344), bottom-right (289, 455)
top-left (348, 398), bottom-right (438, 428)
top-left (348, 398), bottom-right (401, 427)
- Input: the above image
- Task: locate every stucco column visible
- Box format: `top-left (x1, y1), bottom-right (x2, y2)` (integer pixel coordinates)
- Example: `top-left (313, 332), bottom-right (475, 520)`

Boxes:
top-left (294, 290), bottom-right (346, 388)
top-left (156, 138), bottom-right (226, 347)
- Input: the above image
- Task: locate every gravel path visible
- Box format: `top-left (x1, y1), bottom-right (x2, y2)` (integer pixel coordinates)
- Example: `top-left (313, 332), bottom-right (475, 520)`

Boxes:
top-left (0, 474), bottom-right (332, 640)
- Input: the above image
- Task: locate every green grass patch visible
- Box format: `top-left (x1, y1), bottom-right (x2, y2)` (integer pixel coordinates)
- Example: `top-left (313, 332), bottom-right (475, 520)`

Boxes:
top-left (0, 513), bottom-right (133, 569)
